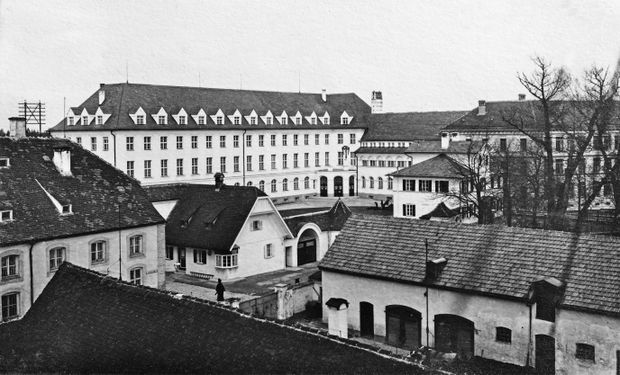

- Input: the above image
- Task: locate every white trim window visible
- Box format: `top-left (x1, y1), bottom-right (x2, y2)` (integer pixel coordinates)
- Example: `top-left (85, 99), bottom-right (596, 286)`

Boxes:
top-left (194, 249), bottom-right (207, 264)
top-left (49, 247), bottom-right (66, 272)
top-left (216, 254), bottom-right (238, 268)
top-left (251, 220), bottom-right (263, 231)
top-left (129, 267), bottom-right (143, 285)
top-left (0, 210), bottom-right (13, 222)
top-left (90, 241), bottom-right (106, 263)
top-left (129, 235), bottom-right (143, 256)
top-left (403, 204), bottom-right (416, 217)
top-left (264, 244), bottom-right (274, 259)
top-left (1, 292), bottom-right (19, 322)
top-left (1, 255), bottom-right (19, 280)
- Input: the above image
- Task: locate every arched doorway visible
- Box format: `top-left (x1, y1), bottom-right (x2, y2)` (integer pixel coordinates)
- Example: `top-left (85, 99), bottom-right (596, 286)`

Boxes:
top-left (334, 176), bottom-right (343, 197)
top-left (535, 335), bottom-right (555, 375)
top-left (297, 228), bottom-right (318, 265)
top-left (434, 314), bottom-right (474, 359)
top-left (320, 176), bottom-right (328, 197)
top-left (349, 175), bottom-right (355, 196)
top-left (360, 302), bottom-right (374, 337)
top-left (385, 305), bottom-right (421, 350)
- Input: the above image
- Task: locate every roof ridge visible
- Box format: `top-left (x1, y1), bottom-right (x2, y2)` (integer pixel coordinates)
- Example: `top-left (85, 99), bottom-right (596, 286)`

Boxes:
top-left (103, 82), bottom-right (356, 96)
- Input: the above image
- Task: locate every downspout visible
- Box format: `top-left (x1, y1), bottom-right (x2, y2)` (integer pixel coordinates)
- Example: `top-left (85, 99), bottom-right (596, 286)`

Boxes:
top-left (526, 303), bottom-right (533, 367)
top-left (355, 154), bottom-right (359, 196)
top-left (111, 82), bottom-right (126, 168)
top-left (242, 129), bottom-right (247, 185)
top-left (28, 241), bottom-right (35, 305)
top-left (111, 130), bottom-right (117, 167)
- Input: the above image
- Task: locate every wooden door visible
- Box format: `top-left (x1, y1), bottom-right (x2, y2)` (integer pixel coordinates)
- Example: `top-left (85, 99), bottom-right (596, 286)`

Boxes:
top-left (360, 302), bottom-right (374, 337)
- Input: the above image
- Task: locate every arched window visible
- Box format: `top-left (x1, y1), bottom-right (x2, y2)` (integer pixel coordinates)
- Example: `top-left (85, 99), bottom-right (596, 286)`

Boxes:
top-left (49, 247), bottom-right (66, 272)
top-left (282, 178), bottom-right (288, 191)
top-left (388, 177), bottom-right (393, 190)
top-left (304, 176), bottom-right (310, 189)
top-left (259, 180), bottom-right (265, 192)
top-left (247, 181), bottom-right (253, 186)
top-left (293, 177), bottom-right (299, 190)
top-left (361, 176), bottom-right (366, 188)
top-left (271, 179), bottom-right (277, 193)
top-left (369, 177), bottom-right (375, 189)
top-left (378, 177), bottom-right (383, 189)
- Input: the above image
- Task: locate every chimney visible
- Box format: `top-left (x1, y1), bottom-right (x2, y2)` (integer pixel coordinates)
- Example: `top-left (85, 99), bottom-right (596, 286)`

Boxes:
top-left (371, 91), bottom-right (383, 114)
top-left (98, 86), bottom-right (105, 105)
top-left (518, 93), bottom-right (526, 101)
top-left (52, 141), bottom-right (72, 177)
top-left (477, 100), bottom-right (486, 116)
top-left (9, 117), bottom-right (26, 139)
top-left (214, 172), bottom-right (225, 191)
top-left (321, 89), bottom-right (327, 103)
top-left (440, 132), bottom-right (450, 149)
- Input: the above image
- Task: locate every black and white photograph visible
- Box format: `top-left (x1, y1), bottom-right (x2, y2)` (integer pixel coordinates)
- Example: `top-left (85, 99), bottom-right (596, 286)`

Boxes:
top-left (1, 1), bottom-right (619, 373)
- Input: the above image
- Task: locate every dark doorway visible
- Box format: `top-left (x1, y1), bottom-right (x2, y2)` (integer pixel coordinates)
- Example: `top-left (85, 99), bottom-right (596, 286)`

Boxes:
top-left (320, 176), bottom-right (328, 197)
top-left (360, 302), bottom-right (374, 337)
top-left (434, 314), bottom-right (474, 359)
top-left (297, 229), bottom-right (318, 265)
top-left (349, 175), bottom-right (355, 196)
top-left (535, 335), bottom-right (555, 375)
top-left (385, 305), bottom-right (421, 350)
top-left (178, 247), bottom-right (186, 269)
top-left (334, 176), bottom-right (343, 197)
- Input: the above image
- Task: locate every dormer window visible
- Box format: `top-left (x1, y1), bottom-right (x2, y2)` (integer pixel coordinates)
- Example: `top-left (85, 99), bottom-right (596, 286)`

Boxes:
top-left (179, 116), bottom-right (186, 125)
top-left (340, 111), bottom-right (353, 125)
top-left (217, 116), bottom-right (223, 125)
top-left (96, 115), bottom-right (102, 125)
top-left (82, 116), bottom-right (89, 125)
top-left (281, 117), bottom-right (288, 125)
top-left (0, 158), bottom-right (9, 168)
top-left (341, 117), bottom-right (349, 125)
top-left (158, 116), bottom-right (166, 125)
top-left (234, 117), bottom-right (240, 125)
top-left (529, 277), bottom-right (563, 323)
top-left (266, 117), bottom-right (272, 125)
top-left (0, 210), bottom-right (13, 222)
top-left (61, 204), bottom-right (73, 215)
top-left (198, 116), bottom-right (205, 125)
top-left (67, 117), bottom-right (74, 126)
top-left (137, 115), bottom-right (145, 125)
top-left (250, 117), bottom-right (256, 125)
top-left (151, 107), bottom-right (168, 125)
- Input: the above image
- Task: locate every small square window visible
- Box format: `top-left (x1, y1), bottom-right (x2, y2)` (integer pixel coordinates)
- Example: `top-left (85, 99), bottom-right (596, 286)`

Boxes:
top-left (0, 158), bottom-right (9, 168)
top-left (251, 220), bottom-right (262, 231)
top-left (575, 343), bottom-right (595, 362)
top-left (0, 210), bottom-right (13, 222)
top-left (495, 327), bottom-right (511, 343)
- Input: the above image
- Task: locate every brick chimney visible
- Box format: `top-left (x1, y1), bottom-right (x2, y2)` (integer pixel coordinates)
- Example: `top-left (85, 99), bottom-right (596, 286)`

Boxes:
top-left (371, 91), bottom-right (383, 114)
top-left (99, 84), bottom-right (106, 105)
top-left (214, 172), bottom-right (225, 191)
top-left (9, 117), bottom-right (26, 138)
top-left (518, 93), bottom-right (526, 101)
top-left (441, 132), bottom-right (450, 149)
top-left (477, 100), bottom-right (486, 116)
top-left (321, 89), bottom-right (327, 103)
top-left (52, 141), bottom-right (72, 177)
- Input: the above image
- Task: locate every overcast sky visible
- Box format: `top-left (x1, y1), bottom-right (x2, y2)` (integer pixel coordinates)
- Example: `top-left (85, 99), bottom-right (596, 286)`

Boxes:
top-left (1, 0), bottom-right (619, 131)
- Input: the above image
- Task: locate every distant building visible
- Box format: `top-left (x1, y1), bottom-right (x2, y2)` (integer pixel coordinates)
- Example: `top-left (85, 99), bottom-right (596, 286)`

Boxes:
top-left (320, 215), bottom-right (620, 374)
top-left (48, 83), bottom-right (370, 201)
top-left (0, 118), bottom-right (165, 321)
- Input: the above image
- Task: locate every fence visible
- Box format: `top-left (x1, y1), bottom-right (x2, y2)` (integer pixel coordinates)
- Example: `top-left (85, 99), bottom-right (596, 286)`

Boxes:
top-left (237, 280), bottom-right (321, 320)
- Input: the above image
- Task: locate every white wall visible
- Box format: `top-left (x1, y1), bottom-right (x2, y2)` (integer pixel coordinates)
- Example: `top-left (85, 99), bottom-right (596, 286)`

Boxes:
top-left (392, 177), bottom-right (461, 219)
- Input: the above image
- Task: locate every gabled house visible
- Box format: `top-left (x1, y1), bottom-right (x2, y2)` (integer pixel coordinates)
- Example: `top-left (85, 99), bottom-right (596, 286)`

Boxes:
top-left (145, 178), bottom-right (294, 280)
top-left (0, 262), bottom-right (418, 373)
top-left (319, 214), bottom-right (620, 374)
top-left (0, 118), bottom-right (165, 321)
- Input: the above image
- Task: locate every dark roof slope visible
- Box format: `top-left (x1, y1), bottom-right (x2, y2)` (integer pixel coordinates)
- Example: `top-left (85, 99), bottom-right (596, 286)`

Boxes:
top-left (49, 83), bottom-right (371, 132)
top-left (320, 215), bottom-right (620, 316)
top-left (389, 154), bottom-right (467, 178)
top-left (282, 199), bottom-right (352, 236)
top-left (0, 138), bottom-right (163, 246)
top-left (361, 111), bottom-right (468, 142)
top-left (0, 263), bottom-right (417, 374)
top-left (163, 184), bottom-right (268, 252)
top-left (405, 140), bottom-right (480, 154)
top-left (143, 183), bottom-right (191, 202)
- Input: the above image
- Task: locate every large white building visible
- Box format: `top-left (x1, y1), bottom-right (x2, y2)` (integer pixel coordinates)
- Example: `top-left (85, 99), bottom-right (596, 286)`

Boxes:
top-left (49, 83), bottom-right (373, 202)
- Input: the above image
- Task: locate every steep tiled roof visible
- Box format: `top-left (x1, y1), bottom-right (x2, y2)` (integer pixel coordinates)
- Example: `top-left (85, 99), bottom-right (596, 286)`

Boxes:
top-left (353, 146), bottom-right (409, 155)
top-left (282, 199), bottom-right (352, 236)
top-left (361, 111), bottom-right (468, 142)
top-left (49, 83), bottom-right (371, 131)
top-left (155, 184), bottom-right (268, 252)
top-left (320, 215), bottom-right (620, 316)
top-left (443, 100), bottom-right (620, 133)
top-left (405, 140), bottom-right (481, 154)
top-left (389, 154), bottom-right (467, 178)
top-left (143, 183), bottom-right (191, 202)
top-left (0, 138), bottom-right (164, 246)
top-left (0, 263), bottom-right (417, 373)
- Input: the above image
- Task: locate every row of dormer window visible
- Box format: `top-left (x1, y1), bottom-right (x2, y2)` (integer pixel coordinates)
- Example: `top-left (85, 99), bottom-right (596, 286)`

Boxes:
top-left (66, 107), bottom-right (111, 126)
top-left (360, 141), bottom-right (412, 148)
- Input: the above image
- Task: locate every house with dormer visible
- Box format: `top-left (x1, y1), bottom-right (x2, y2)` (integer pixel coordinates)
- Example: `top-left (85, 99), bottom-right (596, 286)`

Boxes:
top-left (0, 118), bottom-right (165, 321)
top-left (320, 214), bottom-right (620, 374)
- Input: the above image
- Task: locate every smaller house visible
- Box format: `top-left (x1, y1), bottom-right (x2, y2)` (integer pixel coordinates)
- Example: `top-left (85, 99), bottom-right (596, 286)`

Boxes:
top-left (146, 178), bottom-right (294, 280)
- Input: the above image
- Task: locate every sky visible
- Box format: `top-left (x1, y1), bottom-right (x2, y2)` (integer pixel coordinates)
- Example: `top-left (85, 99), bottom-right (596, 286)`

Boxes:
top-left (1, 0), bottom-right (619, 131)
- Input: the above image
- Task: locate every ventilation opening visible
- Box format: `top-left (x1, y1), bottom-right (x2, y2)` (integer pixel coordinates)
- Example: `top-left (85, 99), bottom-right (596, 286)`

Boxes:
top-left (61, 204), bottom-right (73, 215)
top-left (0, 158), bottom-right (9, 168)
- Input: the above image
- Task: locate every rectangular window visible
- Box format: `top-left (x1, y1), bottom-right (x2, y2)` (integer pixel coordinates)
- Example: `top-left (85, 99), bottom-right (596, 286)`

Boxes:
top-left (266, 117), bottom-right (272, 125)
top-left (90, 137), bottom-right (97, 151)
top-left (90, 241), bottom-right (106, 263)
top-left (575, 344), bottom-right (595, 362)
top-left (435, 180), bottom-right (449, 193)
top-left (304, 134), bottom-right (309, 145)
top-left (246, 135), bottom-right (252, 147)
top-left (362, 160), bottom-right (368, 167)
top-left (126, 137), bottom-right (134, 151)
top-left (536, 299), bottom-right (555, 322)
top-left (144, 160), bottom-right (152, 178)
top-left (593, 157), bottom-right (601, 174)
top-left (520, 138), bottom-right (527, 152)
top-left (259, 135), bottom-right (264, 147)
top-left (1, 293), bottom-right (19, 321)
top-left (103, 137), bottom-right (109, 151)
top-left (315, 152), bottom-right (320, 167)
top-left (76, 137), bottom-right (82, 146)
top-left (555, 159), bottom-right (564, 175)
top-left (271, 154), bottom-right (276, 170)
top-left (403, 179), bottom-right (416, 191)
top-left (215, 254), bottom-right (238, 268)
top-left (419, 180), bottom-right (432, 192)
top-left (282, 135), bottom-right (288, 146)
top-left (217, 116), bottom-right (223, 125)
top-left (129, 268), bottom-right (143, 285)
top-left (555, 137), bottom-right (564, 151)
top-left (246, 155), bottom-right (252, 171)
top-left (158, 115), bottom-right (166, 125)
top-left (388, 160), bottom-right (395, 167)
top-left (495, 327), bottom-right (511, 343)
top-left (136, 115), bottom-right (144, 125)
top-left (324, 134), bottom-right (329, 145)
top-left (251, 220), bottom-right (263, 231)
top-left (144, 136), bottom-right (151, 150)
top-left (191, 136), bottom-right (198, 149)
top-left (0, 210), bottom-right (13, 222)
top-left (293, 134), bottom-right (299, 146)
top-left (220, 136), bottom-right (226, 148)
top-left (293, 153), bottom-right (299, 168)
top-left (191, 158), bottom-right (198, 175)
top-left (68, 117), bottom-right (74, 126)
top-left (220, 157), bottom-right (226, 173)
top-left (166, 246), bottom-right (174, 260)
top-left (315, 134), bottom-right (320, 145)
top-left (179, 115), bottom-right (186, 125)
top-left (264, 244), bottom-right (274, 259)
top-left (304, 153), bottom-right (309, 167)
top-left (83, 116), bottom-right (89, 125)
top-left (126, 161), bottom-right (134, 177)
top-left (160, 159), bottom-right (168, 177)
top-left (499, 138), bottom-right (507, 152)
top-left (250, 117), bottom-right (256, 125)
top-left (282, 154), bottom-right (288, 169)
top-left (259, 155), bottom-right (265, 171)
top-left (337, 134), bottom-right (343, 144)
top-left (1, 255), bottom-right (19, 279)
top-left (206, 157), bottom-right (213, 174)
top-left (324, 152), bottom-right (329, 166)
top-left (338, 152), bottom-right (344, 166)
top-left (397, 161), bottom-right (405, 168)
top-left (234, 156), bottom-right (240, 172)
top-left (341, 117), bottom-right (349, 125)
top-left (402, 204), bottom-right (416, 217)
top-left (378, 160), bottom-right (386, 167)
top-left (271, 134), bottom-right (276, 146)
top-left (176, 158), bottom-right (183, 176)
top-left (206, 136), bottom-right (212, 148)
top-left (160, 136), bottom-right (168, 150)
top-left (198, 116), bottom-right (205, 125)
top-left (281, 116), bottom-right (287, 125)
top-left (129, 235), bottom-right (143, 255)
top-left (234, 117), bottom-right (240, 125)
top-left (176, 136), bottom-right (183, 149)
top-left (233, 135), bottom-right (239, 148)
top-left (194, 249), bottom-right (207, 264)
top-left (350, 134), bottom-right (356, 144)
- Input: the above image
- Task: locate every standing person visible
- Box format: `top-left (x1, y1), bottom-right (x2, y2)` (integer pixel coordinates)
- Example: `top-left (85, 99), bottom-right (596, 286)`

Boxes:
top-left (215, 279), bottom-right (225, 302)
